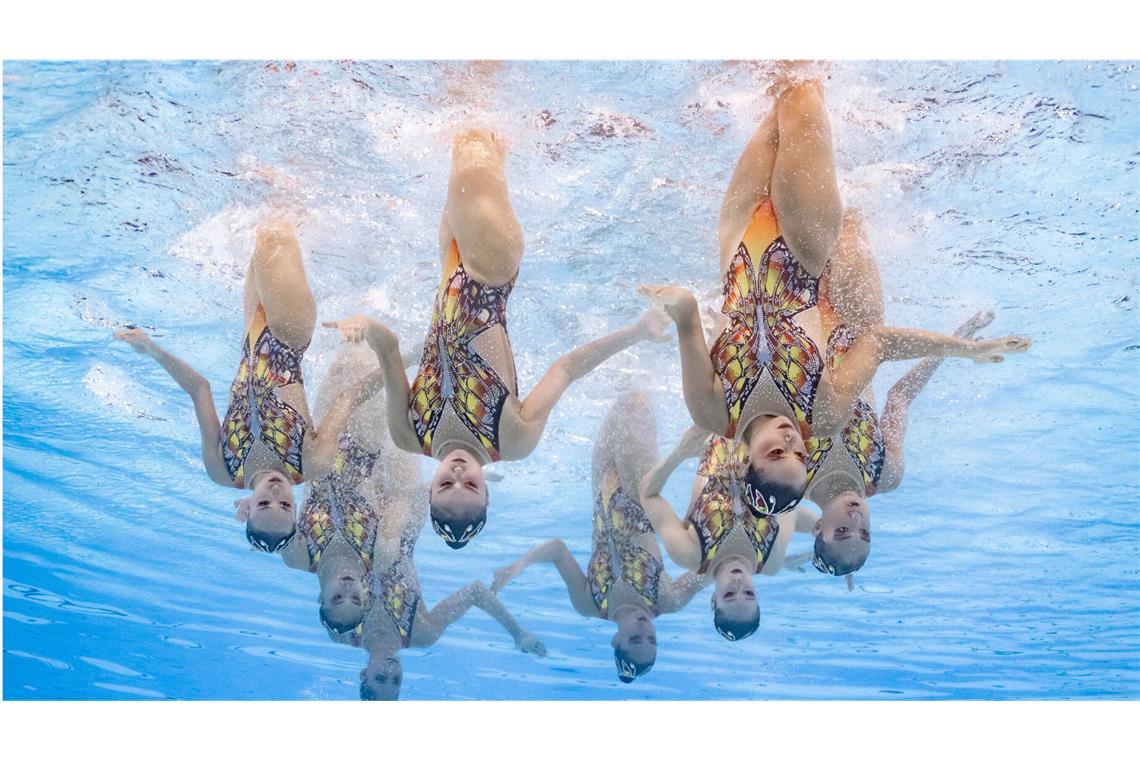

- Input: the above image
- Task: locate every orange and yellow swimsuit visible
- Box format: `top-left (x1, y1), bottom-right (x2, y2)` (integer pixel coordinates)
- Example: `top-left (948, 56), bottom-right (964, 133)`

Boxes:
top-left (221, 304), bottom-right (310, 487)
top-left (409, 240), bottom-right (518, 462)
top-left (297, 431), bottom-right (381, 571)
top-left (587, 471), bottom-right (663, 617)
top-left (686, 436), bottom-right (780, 574)
top-left (804, 322), bottom-right (886, 497)
top-left (710, 200), bottom-right (825, 441)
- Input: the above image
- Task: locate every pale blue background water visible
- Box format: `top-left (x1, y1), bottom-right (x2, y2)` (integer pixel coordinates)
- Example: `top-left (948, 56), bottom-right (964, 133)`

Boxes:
top-left (4, 60), bottom-right (1138, 700)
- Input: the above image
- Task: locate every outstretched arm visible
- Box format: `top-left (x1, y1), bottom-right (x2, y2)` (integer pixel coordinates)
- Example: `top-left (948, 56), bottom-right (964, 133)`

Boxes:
top-left (876, 310), bottom-right (994, 493)
top-left (114, 328), bottom-right (230, 486)
top-left (492, 539), bottom-right (600, 619)
top-left (637, 427), bottom-right (708, 571)
top-left (818, 323), bottom-right (1031, 435)
top-left (657, 571), bottom-right (713, 614)
top-left (506, 308), bottom-right (671, 458)
top-left (324, 317), bottom-right (422, 454)
top-left (303, 368), bottom-right (385, 480)
top-left (638, 285), bottom-right (729, 435)
top-left (415, 581), bottom-right (546, 656)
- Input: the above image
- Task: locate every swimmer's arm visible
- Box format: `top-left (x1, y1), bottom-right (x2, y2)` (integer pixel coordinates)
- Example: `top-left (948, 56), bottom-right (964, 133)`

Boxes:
top-left (820, 326), bottom-right (1030, 435)
top-left (876, 313), bottom-right (985, 494)
top-left (417, 581), bottom-right (546, 656)
top-left (304, 368), bottom-right (386, 480)
top-left (507, 310), bottom-right (667, 458)
top-left (638, 467), bottom-right (703, 572)
top-left (794, 504), bottom-right (821, 533)
top-left (113, 328), bottom-right (231, 486)
top-left (658, 571), bottom-right (712, 614)
top-left (279, 537), bottom-right (310, 570)
top-left (639, 286), bottom-right (729, 435)
top-left (324, 317), bottom-right (422, 454)
top-left (492, 539), bottom-right (600, 619)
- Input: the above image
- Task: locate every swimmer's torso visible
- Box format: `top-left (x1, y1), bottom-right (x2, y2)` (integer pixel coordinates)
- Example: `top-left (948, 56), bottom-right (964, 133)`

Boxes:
top-left (804, 313), bottom-right (886, 500)
top-left (409, 239), bottom-right (519, 463)
top-left (587, 470), bottom-right (664, 618)
top-left (298, 431), bottom-right (381, 571)
top-left (711, 200), bottom-right (827, 441)
top-left (686, 436), bottom-right (780, 575)
top-left (221, 304), bottom-right (313, 487)
top-left (805, 395), bottom-right (886, 500)
top-left (367, 531), bottom-right (421, 649)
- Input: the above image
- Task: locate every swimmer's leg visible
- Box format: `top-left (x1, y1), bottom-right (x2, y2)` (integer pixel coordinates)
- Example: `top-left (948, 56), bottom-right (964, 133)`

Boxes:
top-left (718, 109), bottom-right (779, 274)
top-left (439, 128), bottom-right (524, 287)
top-left (592, 391), bottom-right (660, 499)
top-left (770, 78), bottom-right (842, 278)
top-left (821, 209), bottom-right (885, 336)
top-left (248, 221), bottom-right (317, 351)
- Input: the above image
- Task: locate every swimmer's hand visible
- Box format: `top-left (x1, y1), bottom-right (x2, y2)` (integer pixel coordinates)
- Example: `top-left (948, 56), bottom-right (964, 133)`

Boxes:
top-left (964, 335), bottom-right (1032, 364)
top-left (637, 284), bottom-right (699, 324)
top-left (514, 630), bottom-right (547, 658)
top-left (113, 327), bottom-right (158, 356)
top-left (635, 305), bottom-right (674, 343)
top-left (323, 315), bottom-right (397, 352)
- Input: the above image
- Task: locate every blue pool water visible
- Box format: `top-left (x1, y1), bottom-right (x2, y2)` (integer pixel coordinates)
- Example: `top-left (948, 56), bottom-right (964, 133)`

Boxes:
top-left (3, 60), bottom-right (1138, 700)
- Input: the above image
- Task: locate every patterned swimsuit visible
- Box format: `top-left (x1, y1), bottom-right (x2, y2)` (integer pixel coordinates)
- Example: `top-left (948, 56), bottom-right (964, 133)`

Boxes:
top-left (368, 533), bottom-right (421, 648)
top-left (686, 436), bottom-right (780, 574)
top-left (409, 240), bottom-right (518, 462)
top-left (804, 323), bottom-right (886, 497)
top-left (710, 200), bottom-right (825, 441)
top-left (587, 471), bottom-right (664, 617)
top-left (220, 304), bottom-right (310, 487)
top-left (297, 431), bottom-right (381, 571)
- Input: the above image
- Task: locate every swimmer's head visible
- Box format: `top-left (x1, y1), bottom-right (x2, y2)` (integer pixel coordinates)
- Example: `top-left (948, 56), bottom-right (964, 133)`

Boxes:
top-left (429, 450), bottom-right (488, 549)
top-left (742, 416), bottom-right (807, 516)
top-left (318, 570), bottom-right (368, 636)
top-left (611, 608), bottom-right (657, 683)
top-left (710, 559), bottom-right (760, 641)
top-left (812, 491), bottom-right (871, 576)
top-left (360, 650), bottom-right (403, 701)
top-left (235, 471), bottom-right (297, 553)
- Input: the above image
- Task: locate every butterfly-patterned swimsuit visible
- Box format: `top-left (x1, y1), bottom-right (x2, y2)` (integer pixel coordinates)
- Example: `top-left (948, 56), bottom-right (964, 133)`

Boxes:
top-left (221, 304), bottom-right (311, 487)
top-left (587, 470), bottom-right (664, 618)
top-left (686, 436), bottom-right (780, 574)
top-left (409, 240), bottom-right (519, 463)
top-left (367, 532), bottom-right (421, 648)
top-left (804, 318), bottom-right (886, 498)
top-left (297, 431), bottom-right (381, 571)
top-left (711, 199), bottom-right (826, 441)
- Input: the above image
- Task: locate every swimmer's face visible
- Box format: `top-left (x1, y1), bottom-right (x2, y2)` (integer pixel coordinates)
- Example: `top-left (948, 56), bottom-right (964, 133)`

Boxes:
top-left (712, 561), bottom-right (759, 620)
top-left (815, 491), bottom-right (871, 567)
top-left (745, 416), bottom-right (808, 494)
top-left (319, 572), bottom-right (367, 633)
top-left (360, 653), bottom-right (403, 701)
top-left (430, 450), bottom-right (488, 514)
top-left (612, 611), bottom-right (657, 666)
top-left (246, 472), bottom-right (297, 538)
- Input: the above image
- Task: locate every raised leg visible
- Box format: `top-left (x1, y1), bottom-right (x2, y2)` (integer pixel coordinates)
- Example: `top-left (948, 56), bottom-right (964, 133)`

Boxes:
top-left (248, 221), bottom-right (316, 351)
top-left (439, 129), bottom-right (524, 287)
top-left (769, 79), bottom-right (842, 277)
